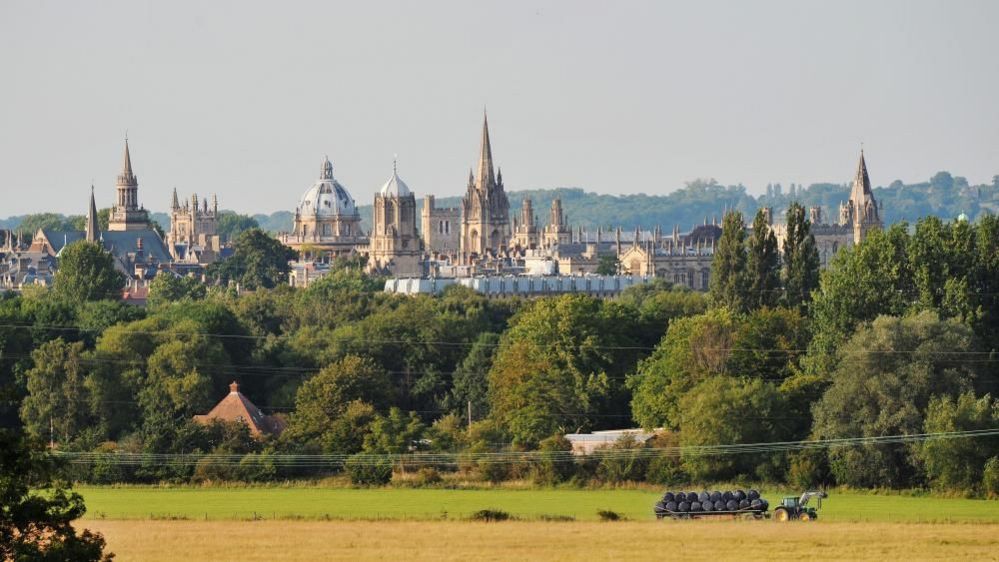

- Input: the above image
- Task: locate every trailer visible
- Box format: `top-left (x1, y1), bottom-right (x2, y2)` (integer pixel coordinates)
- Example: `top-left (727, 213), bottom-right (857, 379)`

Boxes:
top-left (653, 489), bottom-right (826, 521)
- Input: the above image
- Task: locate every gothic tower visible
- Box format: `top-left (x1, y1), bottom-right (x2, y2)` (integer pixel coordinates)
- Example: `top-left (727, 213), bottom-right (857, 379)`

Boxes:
top-left (369, 161), bottom-right (422, 277)
top-left (542, 197), bottom-right (571, 247)
top-left (460, 113), bottom-right (510, 258)
top-left (511, 197), bottom-right (539, 249)
top-left (839, 150), bottom-right (882, 244)
top-left (108, 139), bottom-right (150, 231)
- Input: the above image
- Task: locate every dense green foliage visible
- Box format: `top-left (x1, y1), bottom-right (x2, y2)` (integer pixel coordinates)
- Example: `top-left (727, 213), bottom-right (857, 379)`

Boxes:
top-left (53, 241), bottom-right (126, 303)
top-left (3, 212), bottom-right (999, 494)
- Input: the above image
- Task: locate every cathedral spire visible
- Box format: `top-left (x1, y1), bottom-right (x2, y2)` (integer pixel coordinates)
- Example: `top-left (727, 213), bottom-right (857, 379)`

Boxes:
top-left (86, 185), bottom-right (99, 243)
top-left (171, 187), bottom-right (180, 210)
top-left (853, 149), bottom-right (872, 196)
top-left (120, 138), bottom-right (135, 183)
top-left (475, 111), bottom-right (495, 192)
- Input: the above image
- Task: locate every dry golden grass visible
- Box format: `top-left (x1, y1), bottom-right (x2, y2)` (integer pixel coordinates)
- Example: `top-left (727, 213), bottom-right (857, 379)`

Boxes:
top-left (83, 519), bottom-right (999, 562)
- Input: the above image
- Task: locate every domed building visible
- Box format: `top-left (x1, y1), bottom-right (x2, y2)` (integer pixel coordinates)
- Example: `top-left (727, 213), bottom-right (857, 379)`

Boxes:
top-left (368, 161), bottom-right (422, 277)
top-left (280, 156), bottom-right (366, 259)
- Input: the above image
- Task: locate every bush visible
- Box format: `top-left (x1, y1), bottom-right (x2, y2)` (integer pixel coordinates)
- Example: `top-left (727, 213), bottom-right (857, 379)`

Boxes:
top-left (595, 434), bottom-right (649, 483)
top-left (478, 460), bottom-right (510, 483)
top-left (470, 509), bottom-right (512, 522)
top-left (344, 454), bottom-right (393, 486)
top-left (788, 449), bottom-right (830, 489)
top-left (415, 467), bottom-right (443, 486)
top-left (237, 452), bottom-right (278, 482)
top-left (532, 434), bottom-right (575, 485)
top-left (597, 509), bottom-right (623, 521)
top-left (192, 454), bottom-right (237, 483)
top-left (984, 457), bottom-right (999, 499)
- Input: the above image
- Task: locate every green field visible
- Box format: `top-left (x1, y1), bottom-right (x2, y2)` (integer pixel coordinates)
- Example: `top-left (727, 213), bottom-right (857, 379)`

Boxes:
top-left (76, 486), bottom-right (999, 523)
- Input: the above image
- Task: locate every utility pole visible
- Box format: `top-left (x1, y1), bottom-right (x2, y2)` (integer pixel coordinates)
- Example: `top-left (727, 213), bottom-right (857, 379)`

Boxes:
top-left (467, 400), bottom-right (473, 434)
top-left (49, 417), bottom-right (54, 449)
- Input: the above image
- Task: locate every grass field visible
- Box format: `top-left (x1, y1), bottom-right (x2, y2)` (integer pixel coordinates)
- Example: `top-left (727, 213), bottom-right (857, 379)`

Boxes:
top-left (76, 486), bottom-right (999, 523)
top-left (83, 520), bottom-right (999, 562)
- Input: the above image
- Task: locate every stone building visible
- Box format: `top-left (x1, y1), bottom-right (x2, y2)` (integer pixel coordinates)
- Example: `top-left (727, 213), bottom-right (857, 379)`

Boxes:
top-left (166, 189), bottom-right (222, 264)
top-left (541, 198), bottom-right (571, 248)
top-left (279, 156), bottom-right (366, 260)
top-left (367, 162), bottom-right (423, 277)
top-left (421, 195), bottom-right (460, 255)
top-left (460, 114), bottom-right (510, 259)
top-left (510, 198), bottom-right (540, 249)
top-left (107, 139), bottom-right (151, 231)
top-left (771, 150), bottom-right (882, 266)
top-left (27, 144), bottom-right (171, 283)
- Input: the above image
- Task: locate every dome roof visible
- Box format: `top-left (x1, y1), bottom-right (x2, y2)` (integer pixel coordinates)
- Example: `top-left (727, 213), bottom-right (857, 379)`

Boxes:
top-left (297, 157), bottom-right (358, 218)
top-left (379, 162), bottom-right (411, 197)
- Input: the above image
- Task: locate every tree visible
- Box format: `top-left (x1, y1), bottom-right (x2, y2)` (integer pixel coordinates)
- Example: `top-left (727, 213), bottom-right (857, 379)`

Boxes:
top-left (363, 407), bottom-right (427, 454)
top-left (918, 392), bottom-right (999, 492)
top-left (285, 356), bottom-right (392, 448)
top-left (811, 311), bottom-right (978, 487)
top-left (447, 332), bottom-right (499, 421)
top-left (628, 308), bottom-right (737, 430)
top-left (53, 241), bottom-right (126, 303)
top-left (745, 209), bottom-right (780, 309)
top-left (147, 274), bottom-right (207, 309)
top-left (709, 210), bottom-right (749, 312)
top-left (782, 202), bottom-right (819, 308)
top-left (595, 254), bottom-right (619, 275)
top-left (19, 339), bottom-right (92, 445)
top-left (216, 213), bottom-right (260, 242)
top-left (208, 228), bottom-right (297, 290)
top-left (679, 375), bottom-right (786, 481)
top-left (17, 213), bottom-right (78, 233)
top-left (488, 295), bottom-right (639, 445)
top-left (0, 429), bottom-right (113, 561)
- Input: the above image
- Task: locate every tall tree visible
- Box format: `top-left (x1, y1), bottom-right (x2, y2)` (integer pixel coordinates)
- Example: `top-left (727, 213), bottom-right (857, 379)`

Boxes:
top-left (709, 210), bottom-right (750, 312)
top-left (208, 228), bottom-right (297, 290)
top-left (745, 209), bottom-right (780, 309)
top-left (53, 241), bottom-right (126, 303)
top-left (782, 202), bottom-right (819, 308)
top-left (19, 339), bottom-right (92, 444)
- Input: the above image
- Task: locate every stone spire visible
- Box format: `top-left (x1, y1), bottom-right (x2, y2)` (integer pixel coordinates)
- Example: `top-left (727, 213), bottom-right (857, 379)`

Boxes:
top-left (850, 150), bottom-right (873, 203)
top-left (845, 149), bottom-right (881, 243)
top-left (475, 112), bottom-right (496, 193)
top-left (171, 187), bottom-right (180, 210)
top-left (119, 139), bottom-right (136, 185)
top-left (86, 185), bottom-right (99, 243)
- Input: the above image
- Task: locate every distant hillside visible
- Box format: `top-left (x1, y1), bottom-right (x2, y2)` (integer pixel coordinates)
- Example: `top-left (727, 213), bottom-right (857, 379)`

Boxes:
top-left (4, 171), bottom-right (996, 235)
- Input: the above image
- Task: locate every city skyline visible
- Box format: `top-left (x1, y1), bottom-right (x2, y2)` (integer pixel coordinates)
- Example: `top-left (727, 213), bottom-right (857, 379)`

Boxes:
top-left (2, 0), bottom-right (998, 216)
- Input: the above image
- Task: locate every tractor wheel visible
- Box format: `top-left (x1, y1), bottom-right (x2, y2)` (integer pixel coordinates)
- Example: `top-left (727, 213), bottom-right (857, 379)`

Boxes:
top-left (774, 508), bottom-right (791, 522)
top-left (799, 512), bottom-right (811, 522)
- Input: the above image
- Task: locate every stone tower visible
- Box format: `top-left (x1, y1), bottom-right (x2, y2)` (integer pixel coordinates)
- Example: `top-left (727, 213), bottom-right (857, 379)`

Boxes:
top-left (511, 197), bottom-right (539, 249)
top-left (542, 197), bottom-right (571, 247)
top-left (460, 113), bottom-right (510, 258)
top-left (369, 161), bottom-right (422, 277)
top-left (838, 150), bottom-right (882, 244)
top-left (108, 139), bottom-right (150, 231)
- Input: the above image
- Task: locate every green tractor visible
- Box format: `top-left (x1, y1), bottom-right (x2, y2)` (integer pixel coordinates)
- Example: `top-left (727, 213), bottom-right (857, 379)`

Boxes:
top-left (773, 491), bottom-right (827, 522)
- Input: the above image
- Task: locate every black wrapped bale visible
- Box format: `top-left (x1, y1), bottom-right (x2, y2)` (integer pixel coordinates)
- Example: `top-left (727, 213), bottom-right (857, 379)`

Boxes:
top-left (726, 500), bottom-right (738, 511)
top-left (722, 491), bottom-right (733, 502)
top-left (666, 501), bottom-right (678, 512)
top-left (663, 492), bottom-right (675, 503)
top-left (678, 501), bottom-right (690, 512)
top-left (675, 492), bottom-right (687, 502)
top-left (690, 501), bottom-right (702, 512)
top-left (750, 499), bottom-right (763, 510)
top-left (747, 489), bottom-right (760, 501)
top-left (698, 491), bottom-right (710, 503)
top-left (702, 501), bottom-right (713, 512)
top-left (655, 501), bottom-right (667, 514)
top-left (760, 499), bottom-right (770, 510)
top-left (733, 490), bottom-right (746, 502)
top-left (739, 499), bottom-right (750, 510)
top-left (710, 491), bottom-right (722, 502)
top-left (713, 500), bottom-right (726, 511)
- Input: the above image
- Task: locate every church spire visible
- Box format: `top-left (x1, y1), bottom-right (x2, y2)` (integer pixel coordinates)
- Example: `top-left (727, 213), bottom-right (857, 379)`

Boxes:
top-left (171, 187), bottom-right (180, 210)
top-left (119, 138), bottom-right (135, 184)
top-left (475, 111), bottom-right (495, 192)
top-left (853, 149), bottom-right (872, 196)
top-left (86, 185), bottom-right (99, 243)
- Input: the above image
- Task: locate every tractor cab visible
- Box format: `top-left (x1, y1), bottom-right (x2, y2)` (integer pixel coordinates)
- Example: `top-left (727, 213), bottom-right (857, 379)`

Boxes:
top-left (773, 491), bottom-right (827, 522)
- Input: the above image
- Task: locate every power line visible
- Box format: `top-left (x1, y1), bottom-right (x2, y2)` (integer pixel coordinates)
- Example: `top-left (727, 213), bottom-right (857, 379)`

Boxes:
top-left (52, 428), bottom-right (999, 467)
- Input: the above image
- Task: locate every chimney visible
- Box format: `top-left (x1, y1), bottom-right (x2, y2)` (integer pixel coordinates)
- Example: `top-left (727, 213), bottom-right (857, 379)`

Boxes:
top-left (229, 381), bottom-right (239, 394)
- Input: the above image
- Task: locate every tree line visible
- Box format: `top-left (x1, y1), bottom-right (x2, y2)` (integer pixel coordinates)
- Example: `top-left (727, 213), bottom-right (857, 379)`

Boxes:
top-left (2, 212), bottom-right (999, 495)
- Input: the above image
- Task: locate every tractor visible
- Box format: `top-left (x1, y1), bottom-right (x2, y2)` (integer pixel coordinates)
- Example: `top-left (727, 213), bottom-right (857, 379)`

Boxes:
top-left (772, 491), bottom-right (827, 521)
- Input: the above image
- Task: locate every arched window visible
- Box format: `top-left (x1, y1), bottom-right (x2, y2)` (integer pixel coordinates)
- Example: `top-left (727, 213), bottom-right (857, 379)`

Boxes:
top-left (385, 201), bottom-right (395, 225)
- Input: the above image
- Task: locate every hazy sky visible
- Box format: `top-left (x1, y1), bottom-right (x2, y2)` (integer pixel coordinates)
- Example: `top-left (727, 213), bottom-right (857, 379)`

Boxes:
top-left (1, 0), bottom-right (997, 216)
